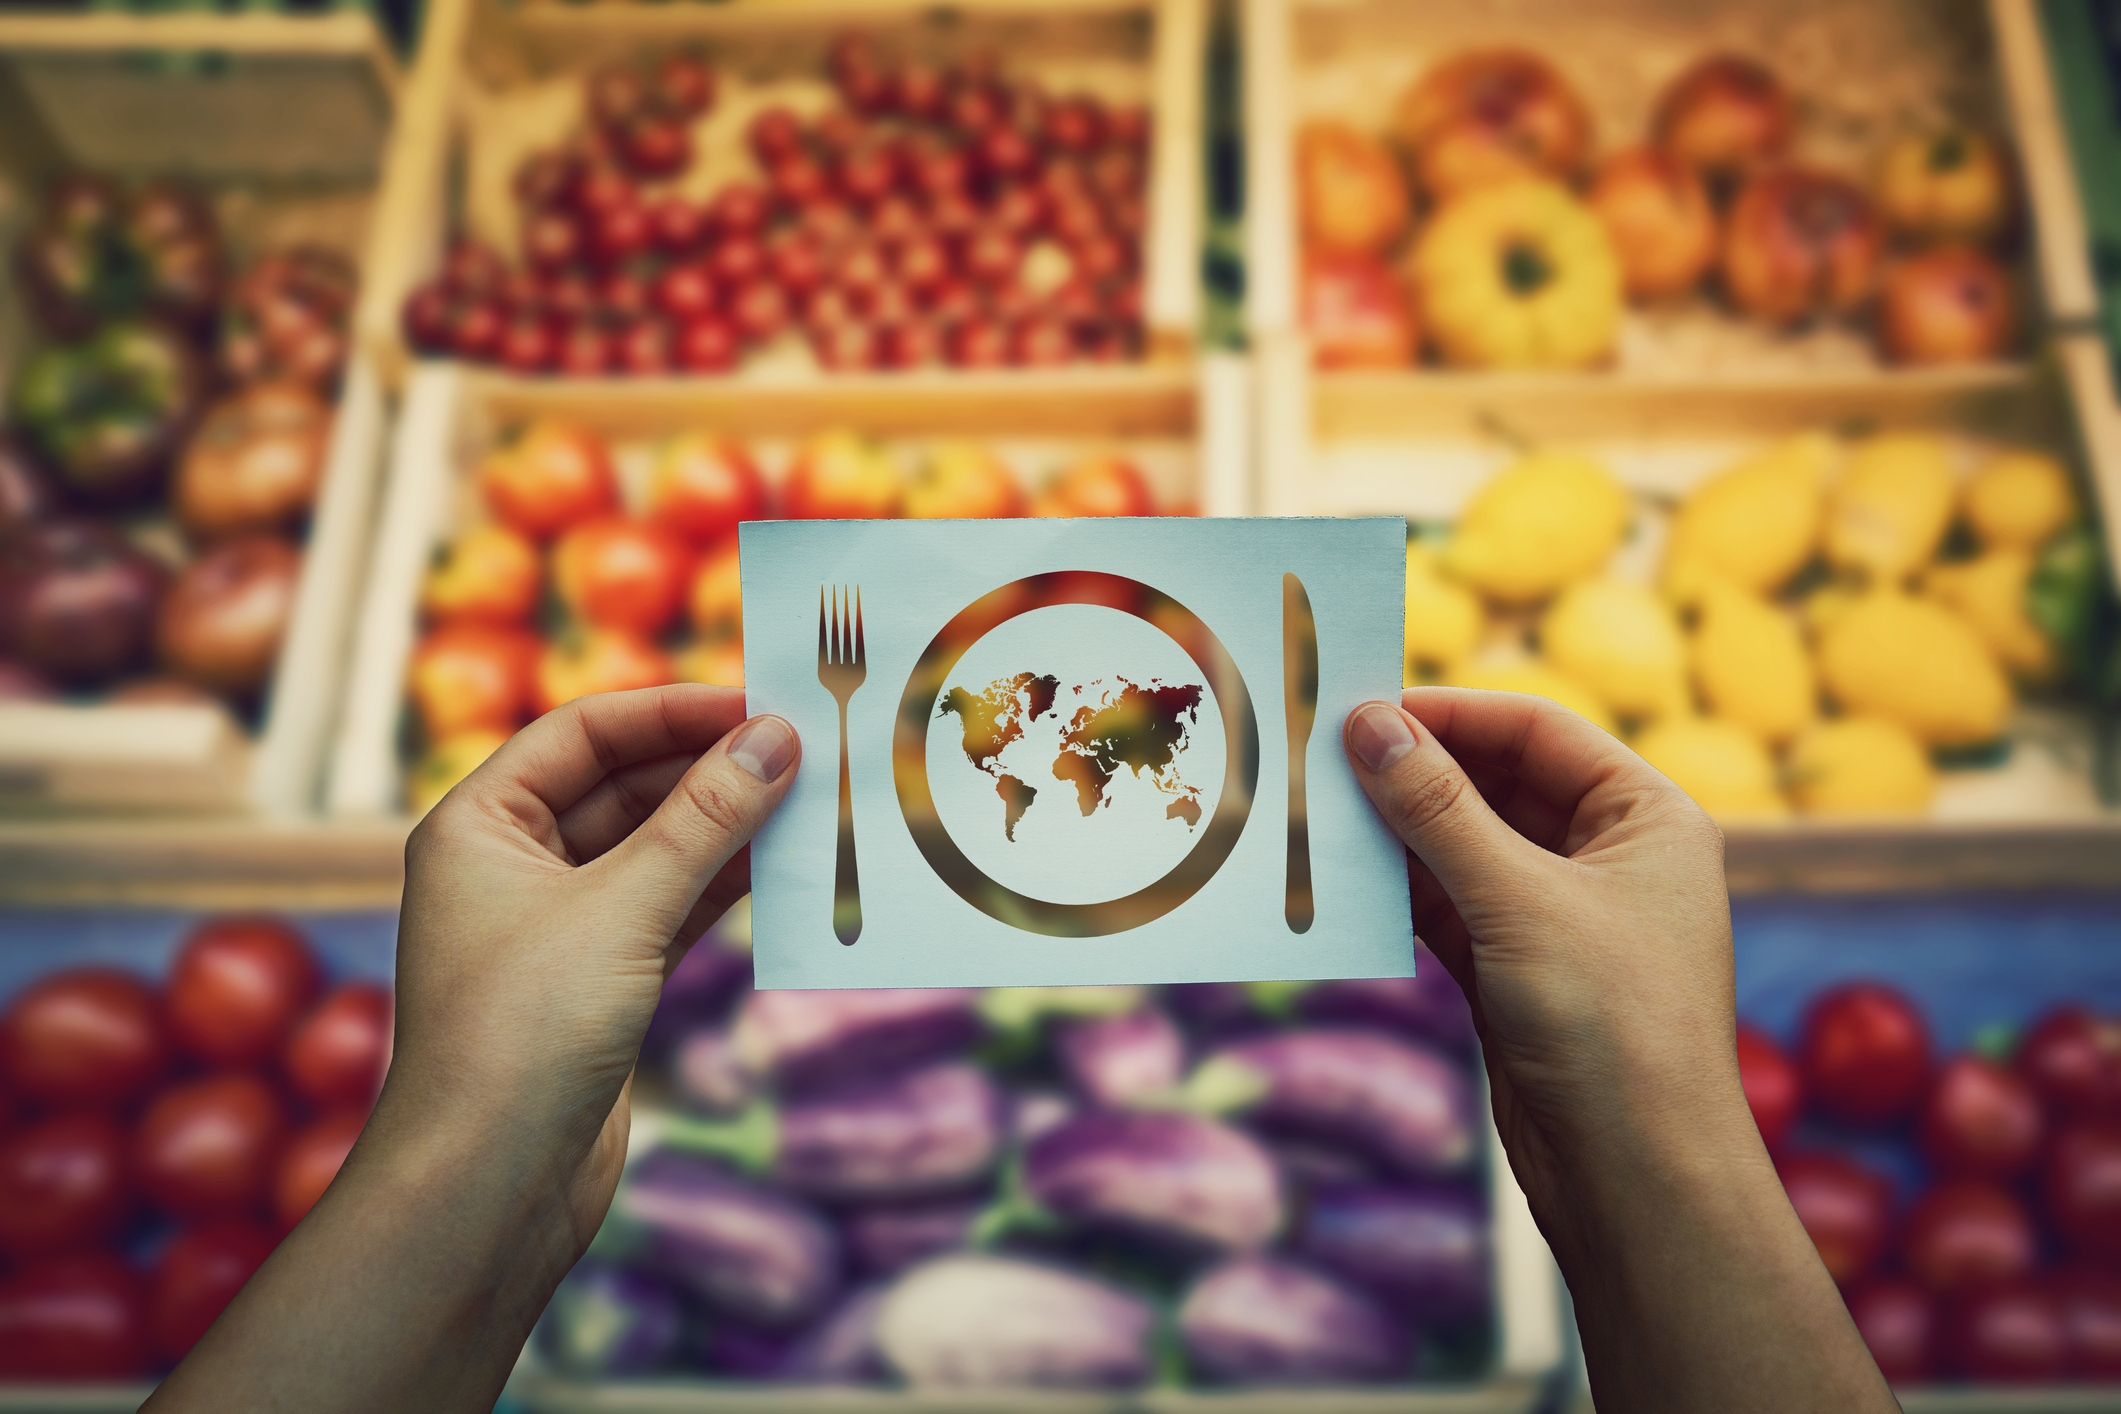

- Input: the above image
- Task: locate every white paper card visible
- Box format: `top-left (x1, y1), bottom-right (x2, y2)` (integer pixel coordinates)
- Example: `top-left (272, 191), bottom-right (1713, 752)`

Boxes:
top-left (741, 516), bottom-right (1412, 989)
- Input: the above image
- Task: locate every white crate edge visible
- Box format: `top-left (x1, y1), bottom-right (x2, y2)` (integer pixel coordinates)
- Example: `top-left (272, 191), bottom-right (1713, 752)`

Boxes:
top-left (328, 362), bottom-right (463, 817)
top-left (251, 358), bottom-right (392, 816)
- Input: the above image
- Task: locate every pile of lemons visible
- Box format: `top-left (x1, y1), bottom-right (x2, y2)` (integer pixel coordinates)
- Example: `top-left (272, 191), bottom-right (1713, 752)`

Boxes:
top-left (1403, 435), bottom-right (2083, 817)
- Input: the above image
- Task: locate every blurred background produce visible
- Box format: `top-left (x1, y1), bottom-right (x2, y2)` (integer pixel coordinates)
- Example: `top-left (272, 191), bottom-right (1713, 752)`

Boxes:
top-left (1396, 428), bottom-right (2116, 820)
top-left (1297, 42), bottom-right (2025, 372)
top-left (0, 915), bottom-right (389, 1380)
top-left (0, 173), bottom-right (358, 723)
top-left (400, 33), bottom-right (1149, 376)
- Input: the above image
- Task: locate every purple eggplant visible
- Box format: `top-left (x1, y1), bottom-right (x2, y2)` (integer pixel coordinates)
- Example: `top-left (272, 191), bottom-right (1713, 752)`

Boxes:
top-left (1178, 1255), bottom-right (1409, 1383)
top-left (1167, 981), bottom-right (1270, 1038)
top-left (844, 1197), bottom-right (982, 1276)
top-left (1010, 1089), bottom-right (1076, 1144)
top-left (642, 939), bottom-right (753, 1058)
top-left (875, 1253), bottom-right (1156, 1389)
top-left (1057, 1008), bottom-right (1185, 1108)
top-left (700, 1322), bottom-right (798, 1377)
top-left (535, 1261), bottom-right (686, 1376)
top-left (784, 1286), bottom-right (888, 1382)
top-left (660, 1062), bottom-right (1004, 1201)
top-left (1189, 1029), bottom-right (1477, 1178)
top-left (1011, 1110), bottom-right (1284, 1252)
top-left (672, 1028), bottom-right (758, 1115)
top-left (732, 987), bottom-right (981, 1093)
top-left (1294, 943), bottom-right (1476, 1053)
top-left (605, 1149), bottom-right (841, 1326)
top-left (1296, 1181), bottom-right (1491, 1323)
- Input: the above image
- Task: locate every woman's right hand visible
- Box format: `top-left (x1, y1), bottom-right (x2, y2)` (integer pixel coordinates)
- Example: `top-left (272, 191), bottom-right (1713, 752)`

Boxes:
top-left (1343, 689), bottom-right (1895, 1413)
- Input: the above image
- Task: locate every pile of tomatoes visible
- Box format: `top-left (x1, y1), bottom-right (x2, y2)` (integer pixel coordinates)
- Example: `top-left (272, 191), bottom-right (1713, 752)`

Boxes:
top-left (401, 33), bottom-right (1149, 377)
top-left (0, 918), bottom-right (391, 1379)
top-left (403, 419), bottom-right (1166, 812)
top-left (1741, 983), bottom-right (2121, 1383)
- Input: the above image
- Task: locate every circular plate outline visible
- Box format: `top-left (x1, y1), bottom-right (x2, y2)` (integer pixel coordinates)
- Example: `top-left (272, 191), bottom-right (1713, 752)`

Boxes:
top-left (893, 571), bottom-right (1258, 937)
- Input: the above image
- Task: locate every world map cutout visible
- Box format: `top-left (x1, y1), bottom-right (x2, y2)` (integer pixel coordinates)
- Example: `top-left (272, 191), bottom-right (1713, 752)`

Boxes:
top-left (937, 671), bottom-right (1207, 844)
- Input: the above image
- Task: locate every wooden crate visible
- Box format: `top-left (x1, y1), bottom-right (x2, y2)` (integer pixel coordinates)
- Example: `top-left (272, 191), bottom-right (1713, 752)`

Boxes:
top-left (1234, 0), bottom-right (2121, 873)
top-left (0, 11), bottom-right (400, 815)
top-left (351, 0), bottom-right (1204, 388)
top-left (1991, 0), bottom-right (2121, 589)
top-left (324, 361), bottom-right (1242, 817)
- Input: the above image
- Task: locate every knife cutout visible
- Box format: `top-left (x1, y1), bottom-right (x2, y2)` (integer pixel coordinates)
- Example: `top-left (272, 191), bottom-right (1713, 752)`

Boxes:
top-left (1283, 572), bottom-right (1317, 933)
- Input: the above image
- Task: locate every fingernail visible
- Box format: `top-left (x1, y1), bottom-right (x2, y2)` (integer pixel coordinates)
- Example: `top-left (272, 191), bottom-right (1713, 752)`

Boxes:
top-left (727, 715), bottom-right (797, 781)
top-left (1349, 702), bottom-right (1417, 773)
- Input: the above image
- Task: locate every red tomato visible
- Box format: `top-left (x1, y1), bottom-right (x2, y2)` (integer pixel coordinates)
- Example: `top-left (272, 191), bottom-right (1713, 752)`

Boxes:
top-left (165, 917), bottom-right (321, 1069)
top-left (533, 629), bottom-right (676, 715)
top-left (1799, 983), bottom-right (1931, 1127)
top-left (551, 518), bottom-right (691, 636)
top-left (1902, 1179), bottom-right (2035, 1295)
top-left (2016, 1005), bottom-right (2121, 1120)
top-left (408, 624), bottom-right (541, 739)
top-left (2056, 1267), bottom-right (2121, 1377)
top-left (147, 1219), bottom-right (277, 1362)
top-left (1949, 1280), bottom-right (2066, 1382)
top-left (2046, 1122), bottom-right (2121, 1263)
top-left (0, 969), bottom-right (166, 1108)
top-left (781, 433), bottom-right (904, 520)
top-left (1777, 1151), bottom-right (1892, 1286)
top-left (0, 1114), bottom-right (134, 1260)
top-left (477, 422), bottom-right (619, 541)
top-left (1301, 248), bottom-right (1418, 369)
top-left (1028, 454), bottom-right (1157, 518)
top-left (0, 1255), bottom-right (147, 1378)
top-left (418, 524), bottom-right (543, 628)
top-left (1735, 1023), bottom-right (1802, 1150)
top-left (1919, 1055), bottom-right (2042, 1180)
top-left (135, 1074), bottom-right (287, 1218)
top-left (274, 1109), bottom-right (368, 1232)
top-left (646, 434), bottom-right (767, 547)
top-left (284, 983), bottom-right (392, 1110)
top-left (1844, 1277), bottom-right (1935, 1384)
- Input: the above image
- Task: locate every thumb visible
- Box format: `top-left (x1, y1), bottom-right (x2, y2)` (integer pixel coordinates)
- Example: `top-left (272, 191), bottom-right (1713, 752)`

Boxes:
top-left (1344, 700), bottom-right (1526, 899)
top-left (596, 713), bottom-right (800, 928)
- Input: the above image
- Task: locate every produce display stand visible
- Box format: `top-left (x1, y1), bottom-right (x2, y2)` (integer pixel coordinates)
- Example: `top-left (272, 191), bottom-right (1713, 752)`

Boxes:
top-left (1992, 0), bottom-right (2121, 593)
top-left (1237, 0), bottom-right (2121, 883)
top-left (0, 9), bottom-right (401, 815)
top-left (350, 0), bottom-right (1206, 386)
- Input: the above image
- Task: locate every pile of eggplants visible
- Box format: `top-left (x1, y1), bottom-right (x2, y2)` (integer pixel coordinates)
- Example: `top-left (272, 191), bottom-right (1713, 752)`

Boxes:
top-left (536, 939), bottom-right (1496, 1389)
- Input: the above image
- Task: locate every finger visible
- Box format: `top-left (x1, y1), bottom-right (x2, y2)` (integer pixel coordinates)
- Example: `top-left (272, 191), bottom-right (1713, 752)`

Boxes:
top-left (476, 684), bottom-right (750, 823)
top-left (662, 845), bottom-right (753, 975)
top-left (1399, 687), bottom-right (1665, 829)
top-left (1460, 758), bottom-right (1574, 855)
top-left (555, 750), bottom-right (699, 864)
top-left (592, 714), bottom-right (800, 931)
top-left (1345, 700), bottom-right (1528, 900)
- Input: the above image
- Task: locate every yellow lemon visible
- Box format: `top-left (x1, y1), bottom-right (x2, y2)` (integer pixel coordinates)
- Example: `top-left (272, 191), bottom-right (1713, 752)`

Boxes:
top-left (1963, 450), bottom-right (2076, 551)
top-left (1825, 432), bottom-right (1956, 583)
top-left (1448, 659), bottom-right (1617, 735)
top-left (1815, 590), bottom-right (2012, 746)
top-left (1689, 581), bottom-right (1816, 744)
top-left (1925, 549), bottom-right (2056, 679)
top-left (1786, 717), bottom-right (1936, 816)
top-left (1664, 433), bottom-right (1834, 602)
top-left (1541, 578), bottom-right (1689, 721)
top-left (1441, 449), bottom-right (1630, 604)
top-left (1403, 543), bottom-right (1485, 681)
top-left (1633, 716), bottom-right (1787, 818)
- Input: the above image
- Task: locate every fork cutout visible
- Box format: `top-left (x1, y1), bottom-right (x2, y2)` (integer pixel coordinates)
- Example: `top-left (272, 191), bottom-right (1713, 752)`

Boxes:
top-left (818, 586), bottom-right (867, 945)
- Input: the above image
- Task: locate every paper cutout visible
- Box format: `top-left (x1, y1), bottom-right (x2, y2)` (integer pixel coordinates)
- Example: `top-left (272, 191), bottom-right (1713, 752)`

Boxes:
top-left (741, 517), bottom-right (1412, 989)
